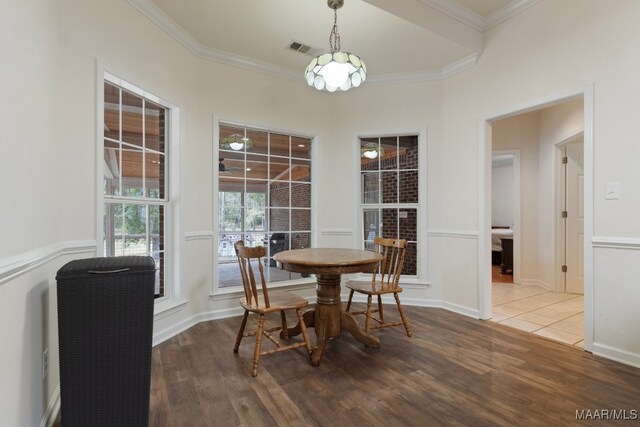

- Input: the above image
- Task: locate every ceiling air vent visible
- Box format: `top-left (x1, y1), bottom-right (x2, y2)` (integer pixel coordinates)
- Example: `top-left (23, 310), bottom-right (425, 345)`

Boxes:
top-left (288, 41), bottom-right (322, 57)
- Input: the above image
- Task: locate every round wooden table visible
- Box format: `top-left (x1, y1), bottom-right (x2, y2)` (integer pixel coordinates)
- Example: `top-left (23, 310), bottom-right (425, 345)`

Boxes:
top-left (273, 248), bottom-right (383, 366)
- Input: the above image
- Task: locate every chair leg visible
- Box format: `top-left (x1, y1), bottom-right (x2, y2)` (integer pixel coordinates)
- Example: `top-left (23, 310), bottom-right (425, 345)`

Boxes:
top-left (394, 293), bottom-right (412, 337)
top-left (234, 310), bottom-right (249, 353)
top-left (377, 295), bottom-right (384, 324)
top-left (297, 308), bottom-right (313, 355)
top-left (280, 310), bottom-right (289, 339)
top-left (252, 314), bottom-right (265, 377)
top-left (364, 295), bottom-right (373, 334)
top-left (346, 289), bottom-right (355, 313)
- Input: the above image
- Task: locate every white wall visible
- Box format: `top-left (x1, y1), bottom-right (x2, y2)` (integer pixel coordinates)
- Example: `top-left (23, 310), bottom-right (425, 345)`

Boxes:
top-left (3, 0), bottom-right (640, 424)
top-left (442, 0), bottom-right (640, 364)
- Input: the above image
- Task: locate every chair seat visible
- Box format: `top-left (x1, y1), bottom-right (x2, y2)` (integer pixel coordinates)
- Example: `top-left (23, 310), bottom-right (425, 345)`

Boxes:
top-left (346, 280), bottom-right (403, 295)
top-left (240, 291), bottom-right (309, 313)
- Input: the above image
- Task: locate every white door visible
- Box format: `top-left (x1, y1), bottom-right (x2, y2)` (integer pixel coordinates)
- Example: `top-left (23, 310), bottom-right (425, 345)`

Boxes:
top-left (566, 141), bottom-right (584, 294)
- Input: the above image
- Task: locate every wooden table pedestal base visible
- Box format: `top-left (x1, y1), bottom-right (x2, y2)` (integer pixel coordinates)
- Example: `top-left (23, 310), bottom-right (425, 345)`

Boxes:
top-left (284, 274), bottom-right (380, 366)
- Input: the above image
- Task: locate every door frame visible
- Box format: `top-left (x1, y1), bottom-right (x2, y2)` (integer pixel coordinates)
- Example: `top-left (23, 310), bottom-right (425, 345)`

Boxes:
top-left (554, 131), bottom-right (584, 293)
top-left (478, 85), bottom-right (594, 352)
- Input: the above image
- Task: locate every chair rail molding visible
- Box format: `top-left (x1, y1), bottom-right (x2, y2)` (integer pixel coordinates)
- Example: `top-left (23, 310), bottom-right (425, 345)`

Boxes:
top-left (427, 229), bottom-right (479, 239)
top-left (185, 231), bottom-right (215, 241)
top-left (320, 228), bottom-right (354, 236)
top-left (592, 236), bottom-right (640, 250)
top-left (0, 240), bottom-right (97, 286)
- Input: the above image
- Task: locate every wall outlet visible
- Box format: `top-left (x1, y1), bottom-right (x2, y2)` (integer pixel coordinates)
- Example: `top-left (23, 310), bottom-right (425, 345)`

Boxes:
top-left (42, 348), bottom-right (48, 380)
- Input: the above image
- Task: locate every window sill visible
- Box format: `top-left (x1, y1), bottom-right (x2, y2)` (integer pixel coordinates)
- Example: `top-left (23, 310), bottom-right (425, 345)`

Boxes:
top-left (154, 299), bottom-right (189, 320)
top-left (210, 277), bottom-right (316, 301)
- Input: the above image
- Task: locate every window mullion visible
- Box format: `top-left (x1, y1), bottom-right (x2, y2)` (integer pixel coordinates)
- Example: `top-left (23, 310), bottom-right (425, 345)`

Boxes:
top-left (142, 98), bottom-right (146, 198)
top-left (146, 204), bottom-right (150, 255)
top-left (118, 88), bottom-right (123, 197)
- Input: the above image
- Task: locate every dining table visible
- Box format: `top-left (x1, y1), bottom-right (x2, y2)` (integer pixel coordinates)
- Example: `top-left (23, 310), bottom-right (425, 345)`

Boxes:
top-left (273, 247), bottom-right (383, 366)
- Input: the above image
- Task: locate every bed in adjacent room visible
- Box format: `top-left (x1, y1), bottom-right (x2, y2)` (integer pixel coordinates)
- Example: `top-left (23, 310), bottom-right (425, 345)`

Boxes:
top-left (491, 227), bottom-right (513, 270)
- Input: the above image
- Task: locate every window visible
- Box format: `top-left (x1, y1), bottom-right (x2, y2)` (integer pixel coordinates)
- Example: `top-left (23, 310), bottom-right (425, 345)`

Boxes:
top-left (218, 124), bottom-right (312, 287)
top-left (360, 135), bottom-right (419, 275)
top-left (102, 76), bottom-right (171, 298)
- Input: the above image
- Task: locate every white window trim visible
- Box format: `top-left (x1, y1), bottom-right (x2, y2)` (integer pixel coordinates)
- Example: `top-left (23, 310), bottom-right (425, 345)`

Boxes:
top-left (353, 130), bottom-right (428, 285)
top-left (96, 65), bottom-right (183, 315)
top-left (211, 117), bottom-right (317, 295)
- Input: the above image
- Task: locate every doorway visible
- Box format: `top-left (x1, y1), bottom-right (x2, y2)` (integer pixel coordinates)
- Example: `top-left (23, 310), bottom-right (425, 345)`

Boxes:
top-left (479, 88), bottom-right (593, 351)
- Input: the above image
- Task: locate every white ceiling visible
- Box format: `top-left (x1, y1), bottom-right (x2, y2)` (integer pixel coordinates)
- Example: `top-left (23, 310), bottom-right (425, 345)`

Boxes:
top-left (130, 0), bottom-right (539, 84)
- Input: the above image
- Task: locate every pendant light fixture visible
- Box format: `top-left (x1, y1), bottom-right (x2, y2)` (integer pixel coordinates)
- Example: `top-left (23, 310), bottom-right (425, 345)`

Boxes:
top-left (220, 133), bottom-right (252, 151)
top-left (361, 142), bottom-right (384, 159)
top-left (304, 0), bottom-right (366, 92)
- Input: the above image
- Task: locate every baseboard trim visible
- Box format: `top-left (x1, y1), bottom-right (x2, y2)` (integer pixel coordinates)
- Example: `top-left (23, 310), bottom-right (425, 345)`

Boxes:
top-left (441, 301), bottom-right (481, 318)
top-left (591, 342), bottom-right (640, 369)
top-left (0, 240), bottom-right (97, 286)
top-left (520, 279), bottom-right (554, 291)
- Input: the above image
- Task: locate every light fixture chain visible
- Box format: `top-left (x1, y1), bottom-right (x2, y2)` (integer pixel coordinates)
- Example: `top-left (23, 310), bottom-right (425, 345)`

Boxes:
top-left (329, 8), bottom-right (341, 53)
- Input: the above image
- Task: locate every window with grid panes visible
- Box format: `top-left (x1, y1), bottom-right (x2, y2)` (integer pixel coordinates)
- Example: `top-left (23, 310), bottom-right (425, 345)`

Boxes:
top-left (218, 124), bottom-right (312, 287)
top-left (103, 78), bottom-right (169, 297)
top-left (360, 135), bottom-right (419, 275)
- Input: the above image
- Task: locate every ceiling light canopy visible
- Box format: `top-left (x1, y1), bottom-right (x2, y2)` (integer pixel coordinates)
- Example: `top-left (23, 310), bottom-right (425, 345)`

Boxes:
top-left (305, 0), bottom-right (366, 92)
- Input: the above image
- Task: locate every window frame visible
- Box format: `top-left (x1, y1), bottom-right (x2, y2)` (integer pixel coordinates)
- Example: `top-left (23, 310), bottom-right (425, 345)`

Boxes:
top-left (356, 131), bottom-right (428, 284)
top-left (97, 70), bottom-right (182, 310)
top-left (212, 119), bottom-right (316, 295)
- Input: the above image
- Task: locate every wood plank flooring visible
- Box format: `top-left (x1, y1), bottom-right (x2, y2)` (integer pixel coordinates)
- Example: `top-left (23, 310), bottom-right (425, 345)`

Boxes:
top-left (146, 305), bottom-right (640, 426)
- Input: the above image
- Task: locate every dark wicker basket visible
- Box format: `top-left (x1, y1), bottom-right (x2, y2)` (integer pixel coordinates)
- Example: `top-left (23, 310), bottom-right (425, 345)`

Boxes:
top-left (56, 256), bottom-right (155, 427)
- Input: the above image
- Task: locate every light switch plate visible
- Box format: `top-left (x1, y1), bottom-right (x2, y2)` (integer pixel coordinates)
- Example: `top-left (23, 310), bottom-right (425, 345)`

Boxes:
top-left (605, 182), bottom-right (620, 200)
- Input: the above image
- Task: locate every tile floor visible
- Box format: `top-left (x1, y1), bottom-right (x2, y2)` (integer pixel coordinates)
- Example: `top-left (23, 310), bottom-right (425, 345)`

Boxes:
top-left (490, 281), bottom-right (585, 347)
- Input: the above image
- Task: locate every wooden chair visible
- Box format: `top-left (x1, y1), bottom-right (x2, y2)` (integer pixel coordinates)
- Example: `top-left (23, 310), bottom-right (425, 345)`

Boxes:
top-left (232, 241), bottom-right (313, 376)
top-left (345, 237), bottom-right (412, 337)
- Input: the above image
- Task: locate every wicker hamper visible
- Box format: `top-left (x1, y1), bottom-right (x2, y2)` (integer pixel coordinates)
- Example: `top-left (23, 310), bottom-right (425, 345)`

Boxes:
top-left (56, 256), bottom-right (156, 427)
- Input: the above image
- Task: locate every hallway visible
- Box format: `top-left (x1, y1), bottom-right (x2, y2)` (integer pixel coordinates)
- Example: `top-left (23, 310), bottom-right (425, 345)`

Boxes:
top-left (489, 267), bottom-right (584, 347)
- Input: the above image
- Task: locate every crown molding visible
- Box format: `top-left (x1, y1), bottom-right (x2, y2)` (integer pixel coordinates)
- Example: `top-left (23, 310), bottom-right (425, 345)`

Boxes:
top-left (366, 52), bottom-right (477, 85)
top-left (366, 70), bottom-right (442, 86)
top-left (127, 0), bottom-right (479, 86)
top-left (127, 0), bottom-right (201, 56)
top-left (418, 0), bottom-right (541, 32)
top-left (198, 45), bottom-right (301, 81)
top-left (485, 0), bottom-right (542, 31)
top-left (441, 52), bottom-right (479, 78)
top-left (417, 0), bottom-right (485, 31)
top-left (127, 0), bottom-right (302, 82)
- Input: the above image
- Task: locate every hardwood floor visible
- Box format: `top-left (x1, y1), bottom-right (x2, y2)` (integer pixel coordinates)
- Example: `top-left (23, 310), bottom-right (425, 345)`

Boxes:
top-left (144, 305), bottom-right (640, 426)
top-left (492, 264), bottom-right (513, 284)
